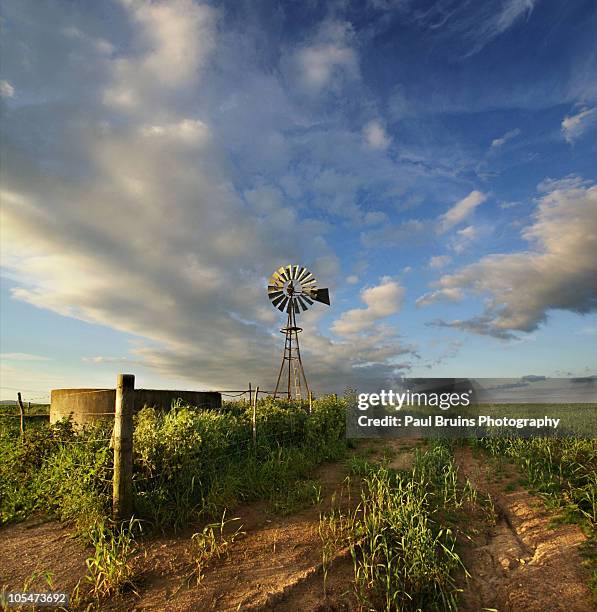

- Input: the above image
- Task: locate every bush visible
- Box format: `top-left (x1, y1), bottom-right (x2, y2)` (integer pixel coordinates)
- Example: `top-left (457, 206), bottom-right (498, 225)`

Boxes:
top-left (132, 396), bottom-right (346, 530)
top-left (0, 396), bottom-right (347, 534)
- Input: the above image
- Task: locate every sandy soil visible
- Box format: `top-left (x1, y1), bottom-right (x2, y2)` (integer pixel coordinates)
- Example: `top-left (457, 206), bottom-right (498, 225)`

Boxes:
top-left (0, 516), bottom-right (90, 597)
top-left (455, 445), bottom-right (594, 612)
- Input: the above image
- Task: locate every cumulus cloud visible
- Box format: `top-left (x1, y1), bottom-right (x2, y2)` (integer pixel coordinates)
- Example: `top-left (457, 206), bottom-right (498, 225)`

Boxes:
top-left (418, 177), bottom-right (597, 338)
top-left (491, 127), bottom-right (521, 148)
top-left (428, 255), bottom-right (451, 269)
top-left (139, 119), bottom-right (210, 146)
top-left (451, 225), bottom-right (477, 253)
top-left (561, 107), bottom-right (597, 143)
top-left (104, 0), bottom-right (216, 109)
top-left (294, 21), bottom-right (359, 92)
top-left (332, 278), bottom-right (404, 336)
top-left (363, 120), bottom-right (391, 150)
top-left (437, 191), bottom-right (487, 234)
top-left (0, 80), bottom-right (15, 98)
top-left (416, 287), bottom-right (463, 307)
top-left (0, 1), bottom-right (419, 394)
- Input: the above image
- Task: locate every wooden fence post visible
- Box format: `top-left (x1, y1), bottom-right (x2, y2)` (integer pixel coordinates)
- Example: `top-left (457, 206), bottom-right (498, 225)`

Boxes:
top-left (308, 391), bottom-right (313, 415)
top-left (248, 382), bottom-right (252, 406)
top-left (17, 392), bottom-right (25, 436)
top-left (113, 374), bottom-right (134, 523)
top-left (252, 386), bottom-right (259, 448)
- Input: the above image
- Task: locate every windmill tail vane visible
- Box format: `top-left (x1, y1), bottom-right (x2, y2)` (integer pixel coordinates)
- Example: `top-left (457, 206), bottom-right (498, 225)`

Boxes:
top-left (267, 265), bottom-right (330, 400)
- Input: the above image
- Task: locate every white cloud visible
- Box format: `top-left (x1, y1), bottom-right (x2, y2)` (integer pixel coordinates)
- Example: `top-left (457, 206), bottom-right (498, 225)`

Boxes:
top-left (294, 21), bottom-right (359, 92)
top-left (140, 119), bottom-right (210, 146)
top-left (0, 353), bottom-right (50, 361)
top-left (437, 190), bottom-right (487, 234)
top-left (416, 287), bottom-right (463, 307)
top-left (451, 225), bottom-right (477, 253)
top-left (0, 80), bottom-right (15, 98)
top-left (428, 255), bottom-right (451, 269)
top-left (104, 0), bottom-right (216, 109)
top-left (82, 356), bottom-right (141, 365)
top-left (494, 0), bottom-right (536, 37)
top-left (332, 278), bottom-right (404, 336)
top-left (410, 0), bottom-right (538, 56)
top-left (561, 107), bottom-right (597, 143)
top-left (346, 275), bottom-right (359, 284)
top-left (0, 1), bottom-right (419, 394)
top-left (418, 177), bottom-right (597, 338)
top-left (491, 127), bottom-right (521, 148)
top-left (363, 120), bottom-right (391, 150)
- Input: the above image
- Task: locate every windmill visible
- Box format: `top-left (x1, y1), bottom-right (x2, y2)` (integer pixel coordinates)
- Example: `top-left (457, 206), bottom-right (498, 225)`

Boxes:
top-left (267, 265), bottom-right (330, 400)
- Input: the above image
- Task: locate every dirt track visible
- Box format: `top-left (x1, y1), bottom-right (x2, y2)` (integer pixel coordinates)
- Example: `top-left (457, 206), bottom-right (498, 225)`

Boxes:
top-left (455, 445), bottom-right (593, 612)
top-left (1, 441), bottom-right (594, 611)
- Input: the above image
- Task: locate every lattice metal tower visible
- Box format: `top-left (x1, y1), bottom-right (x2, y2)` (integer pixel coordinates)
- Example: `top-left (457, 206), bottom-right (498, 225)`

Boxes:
top-left (267, 265), bottom-right (330, 400)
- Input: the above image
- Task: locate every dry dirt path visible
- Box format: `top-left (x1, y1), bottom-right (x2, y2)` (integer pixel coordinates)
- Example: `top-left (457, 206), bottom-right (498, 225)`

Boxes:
top-left (0, 516), bottom-right (90, 598)
top-left (117, 440), bottom-right (415, 611)
top-left (4, 441), bottom-right (591, 611)
top-left (455, 445), bottom-right (594, 612)
top-left (0, 440), bottom-right (410, 611)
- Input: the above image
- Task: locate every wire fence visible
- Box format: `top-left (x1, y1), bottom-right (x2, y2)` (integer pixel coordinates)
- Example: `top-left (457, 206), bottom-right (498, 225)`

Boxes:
top-left (0, 385), bottom-right (302, 423)
top-left (1, 375), bottom-right (327, 521)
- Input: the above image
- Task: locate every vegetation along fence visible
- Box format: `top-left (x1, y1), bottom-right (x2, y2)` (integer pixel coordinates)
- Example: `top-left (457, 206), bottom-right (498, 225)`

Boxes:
top-left (0, 375), bottom-right (346, 532)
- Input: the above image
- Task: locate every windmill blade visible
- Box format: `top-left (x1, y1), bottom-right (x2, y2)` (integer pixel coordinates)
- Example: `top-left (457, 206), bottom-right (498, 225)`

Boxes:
top-left (268, 290), bottom-right (284, 301)
top-left (292, 265), bottom-right (300, 280)
top-left (300, 294), bottom-right (313, 305)
top-left (268, 283), bottom-right (284, 293)
top-left (270, 270), bottom-right (284, 284)
top-left (296, 296), bottom-right (309, 312)
top-left (285, 265), bottom-right (294, 280)
top-left (300, 272), bottom-right (315, 285)
top-left (312, 287), bottom-right (330, 306)
top-left (271, 294), bottom-right (286, 309)
top-left (277, 266), bottom-right (290, 282)
top-left (286, 298), bottom-right (296, 313)
top-left (278, 296), bottom-right (289, 311)
top-left (297, 267), bottom-right (311, 283)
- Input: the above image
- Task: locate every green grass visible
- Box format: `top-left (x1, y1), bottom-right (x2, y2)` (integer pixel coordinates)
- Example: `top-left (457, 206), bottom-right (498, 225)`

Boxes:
top-left (84, 517), bottom-right (142, 600)
top-left (475, 437), bottom-right (596, 525)
top-left (0, 395), bottom-right (348, 607)
top-left (320, 440), bottom-right (477, 611)
top-left (0, 395), bottom-right (347, 535)
top-left (190, 510), bottom-right (245, 583)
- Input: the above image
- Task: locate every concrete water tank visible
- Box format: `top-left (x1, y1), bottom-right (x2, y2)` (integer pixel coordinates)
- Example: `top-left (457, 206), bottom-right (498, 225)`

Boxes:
top-left (50, 388), bottom-right (222, 425)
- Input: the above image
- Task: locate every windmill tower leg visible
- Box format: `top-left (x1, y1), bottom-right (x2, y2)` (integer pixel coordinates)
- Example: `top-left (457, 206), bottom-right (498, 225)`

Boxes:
top-left (291, 304), bottom-right (310, 399)
top-left (273, 303), bottom-right (309, 401)
top-left (273, 309), bottom-right (293, 399)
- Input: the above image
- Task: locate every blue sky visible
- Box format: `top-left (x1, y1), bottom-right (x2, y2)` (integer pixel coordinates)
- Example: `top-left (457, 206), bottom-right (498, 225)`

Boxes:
top-left (1, 0), bottom-right (596, 399)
